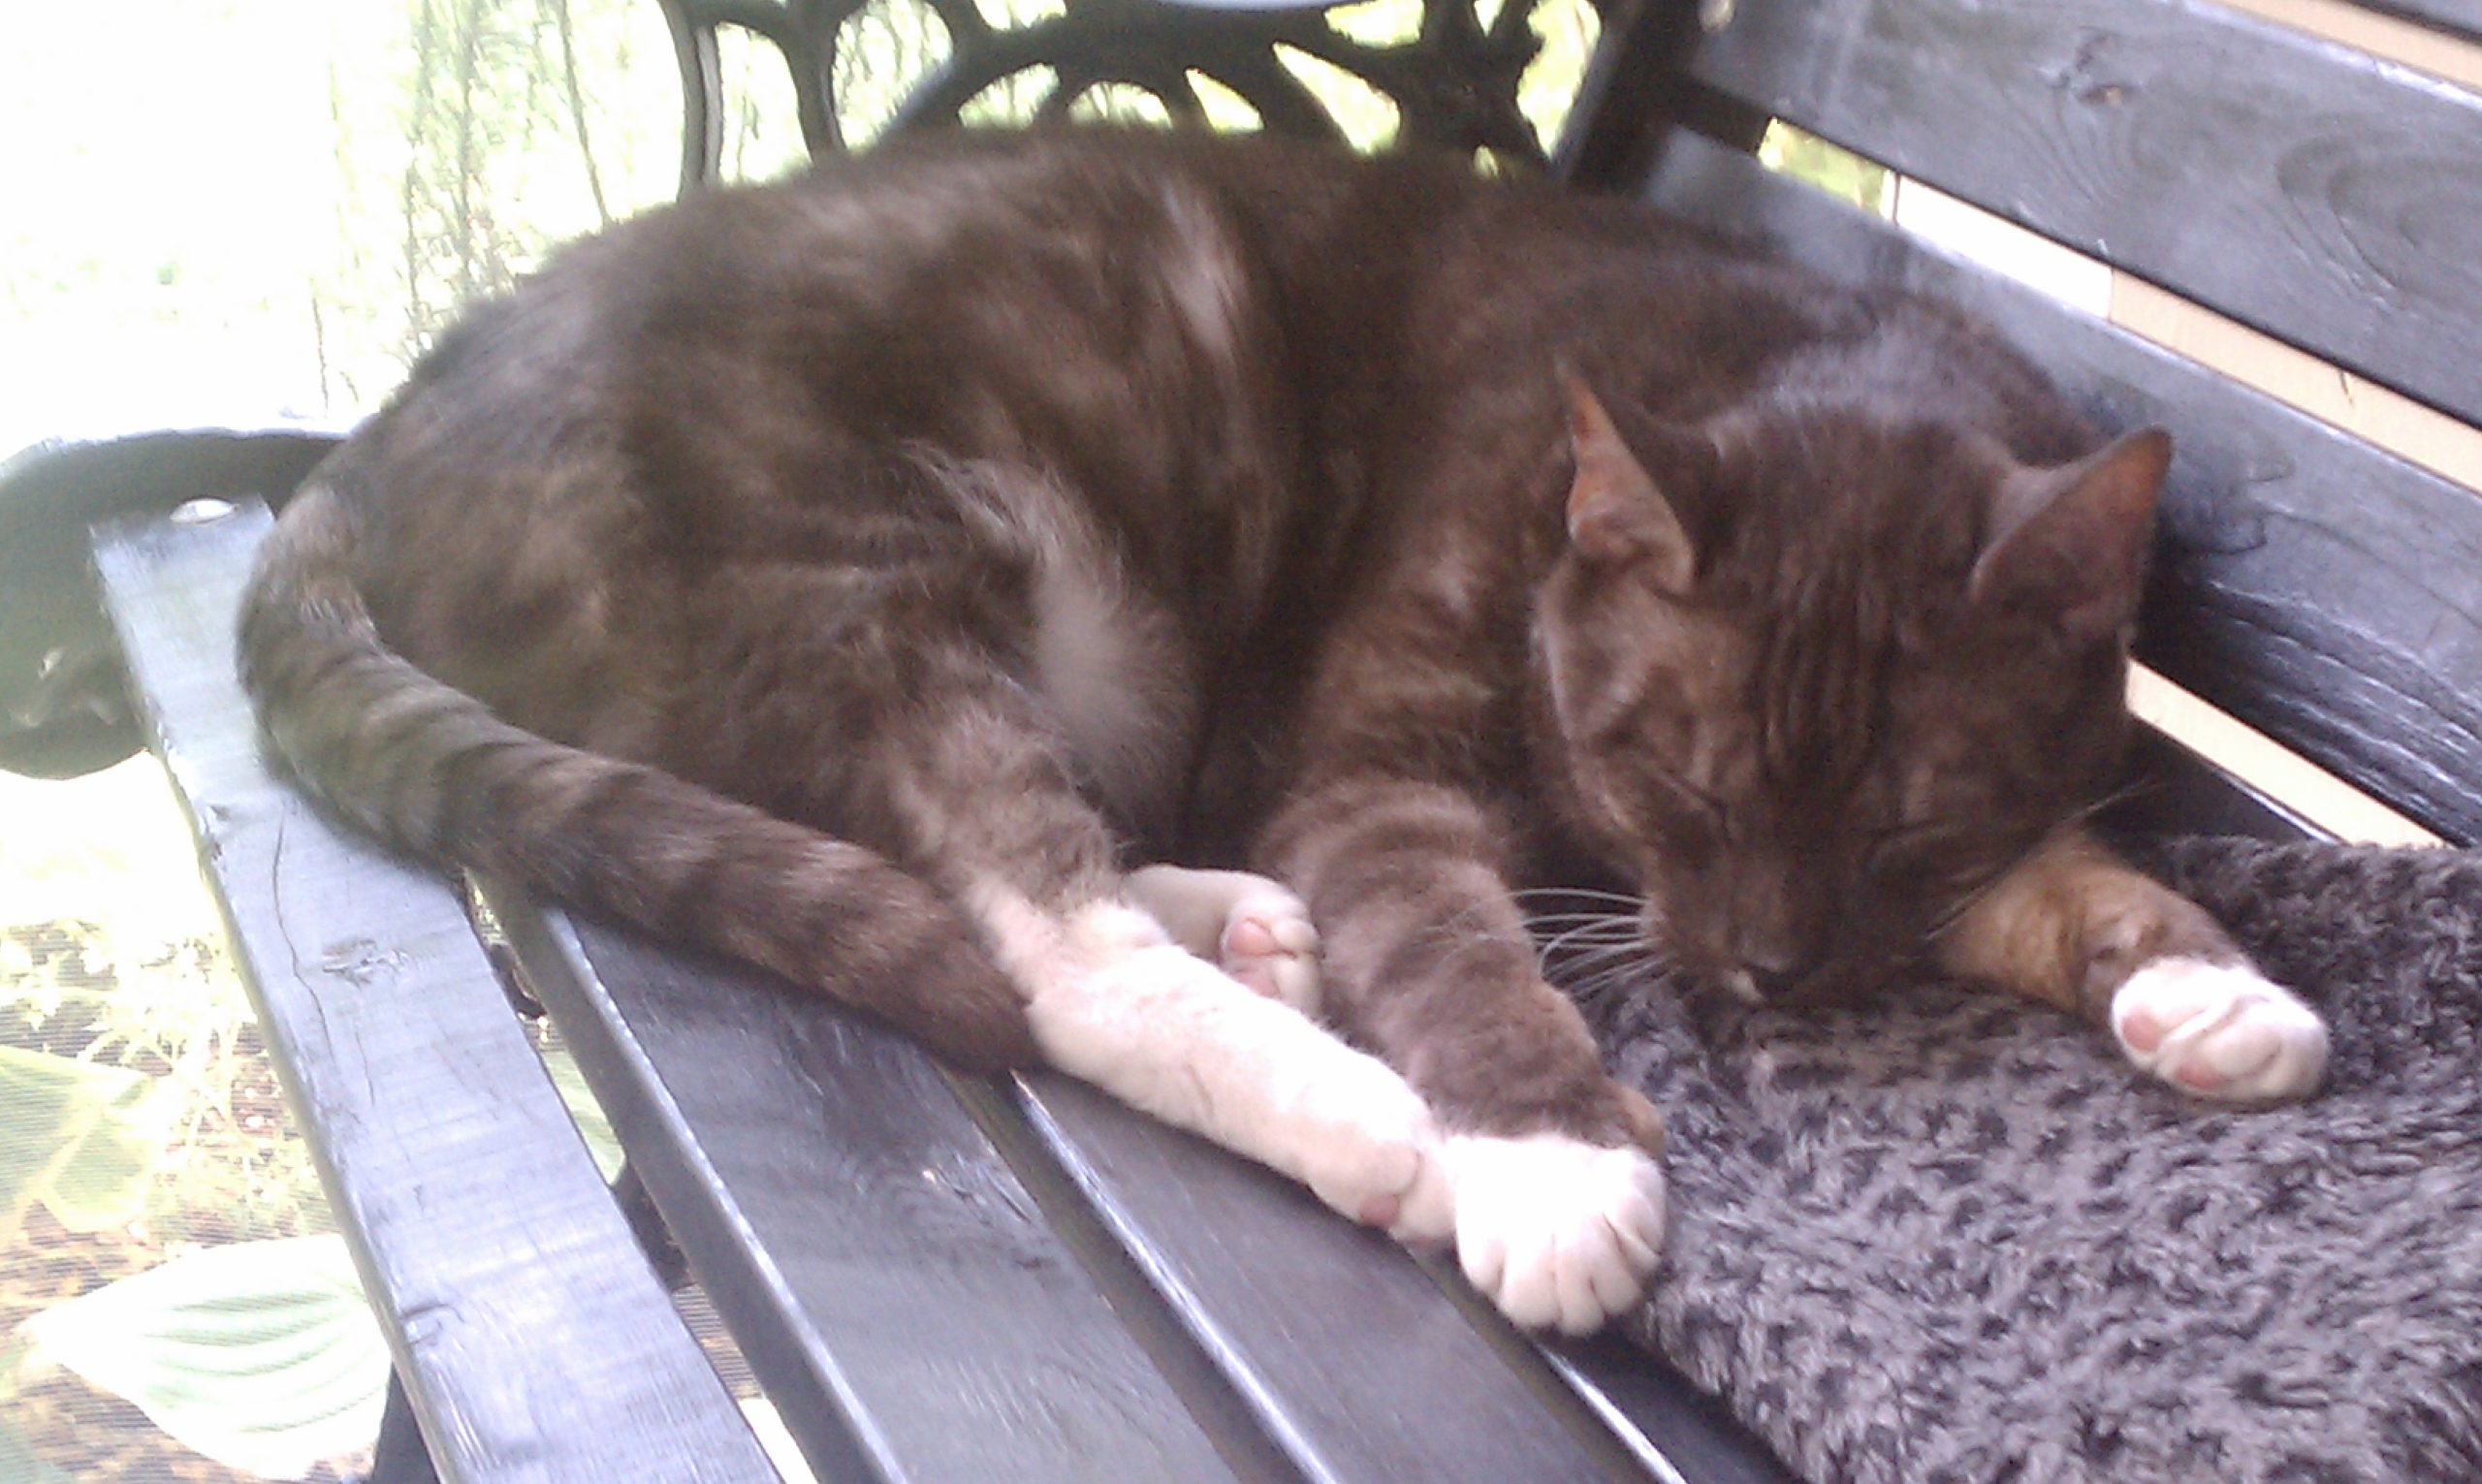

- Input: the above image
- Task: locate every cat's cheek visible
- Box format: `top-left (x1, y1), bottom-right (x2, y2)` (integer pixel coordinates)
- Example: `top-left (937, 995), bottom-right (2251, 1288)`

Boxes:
top-left (2110, 957), bottom-right (2330, 1103)
top-left (1440, 1133), bottom-right (1667, 1336)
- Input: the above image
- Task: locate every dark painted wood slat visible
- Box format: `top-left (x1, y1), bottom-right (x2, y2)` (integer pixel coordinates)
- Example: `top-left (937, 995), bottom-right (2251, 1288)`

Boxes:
top-left (1641, 131), bottom-right (2482, 846)
top-left (2347, 0), bottom-right (2482, 45)
top-left (1007, 1075), bottom-right (1654, 1484)
top-left (1543, 1337), bottom-right (1798, 1484)
top-left (1686, 0), bottom-right (2482, 428)
top-left (92, 504), bottom-right (776, 1484)
top-left (2109, 725), bottom-right (2324, 846)
top-left (1554, 0), bottom-right (1750, 191)
top-left (479, 893), bottom-right (1272, 1484)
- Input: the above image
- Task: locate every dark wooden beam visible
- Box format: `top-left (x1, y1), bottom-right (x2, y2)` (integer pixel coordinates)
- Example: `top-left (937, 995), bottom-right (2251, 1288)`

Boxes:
top-left (94, 505), bottom-right (777, 1484)
top-left (1687, 0), bottom-right (2482, 427)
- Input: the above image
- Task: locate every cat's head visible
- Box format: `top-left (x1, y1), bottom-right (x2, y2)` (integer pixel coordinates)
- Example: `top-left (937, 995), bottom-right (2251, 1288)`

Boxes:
top-left (1534, 373), bottom-right (2169, 1001)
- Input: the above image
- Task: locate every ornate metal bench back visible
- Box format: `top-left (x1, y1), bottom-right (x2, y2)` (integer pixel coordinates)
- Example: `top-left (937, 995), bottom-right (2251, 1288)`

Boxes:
top-left (654, 0), bottom-right (1602, 189)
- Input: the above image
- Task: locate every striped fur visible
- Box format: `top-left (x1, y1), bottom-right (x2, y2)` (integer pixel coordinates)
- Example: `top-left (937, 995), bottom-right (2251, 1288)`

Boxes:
top-left (240, 482), bottom-right (1038, 1067)
top-left (235, 131), bottom-right (2316, 1339)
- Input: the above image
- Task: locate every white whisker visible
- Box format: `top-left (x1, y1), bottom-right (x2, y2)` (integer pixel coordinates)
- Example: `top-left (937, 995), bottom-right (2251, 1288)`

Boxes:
top-left (1512, 885), bottom-right (1647, 909)
top-left (1549, 936), bottom-right (1659, 972)
top-left (1539, 919), bottom-right (1641, 956)
top-left (1558, 957), bottom-right (1673, 1006)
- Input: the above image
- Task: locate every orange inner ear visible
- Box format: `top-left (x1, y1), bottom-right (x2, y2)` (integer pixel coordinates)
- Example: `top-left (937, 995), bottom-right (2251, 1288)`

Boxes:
top-left (1560, 370), bottom-right (1698, 590)
top-left (1970, 427), bottom-right (2172, 641)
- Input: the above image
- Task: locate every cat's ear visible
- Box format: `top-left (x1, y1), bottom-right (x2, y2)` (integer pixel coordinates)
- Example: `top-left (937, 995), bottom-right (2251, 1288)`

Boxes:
top-left (1560, 369), bottom-right (1702, 593)
top-left (1969, 427), bottom-right (2172, 644)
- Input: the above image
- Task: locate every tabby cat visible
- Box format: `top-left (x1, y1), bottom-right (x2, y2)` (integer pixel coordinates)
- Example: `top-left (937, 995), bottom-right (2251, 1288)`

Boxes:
top-left (240, 128), bottom-right (2328, 1337)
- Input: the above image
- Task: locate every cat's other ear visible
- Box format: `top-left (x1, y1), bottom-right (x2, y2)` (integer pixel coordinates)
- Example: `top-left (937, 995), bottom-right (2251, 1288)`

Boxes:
top-left (1969, 427), bottom-right (2172, 645)
top-left (1560, 368), bottom-right (1704, 593)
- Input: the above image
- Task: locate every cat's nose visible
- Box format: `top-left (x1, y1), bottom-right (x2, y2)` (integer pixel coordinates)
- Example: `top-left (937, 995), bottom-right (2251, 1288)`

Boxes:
top-left (1741, 963), bottom-right (1800, 998)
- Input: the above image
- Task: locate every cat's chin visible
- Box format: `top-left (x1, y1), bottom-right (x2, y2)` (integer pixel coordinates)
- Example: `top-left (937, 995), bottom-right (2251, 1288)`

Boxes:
top-left (1679, 959), bottom-right (1918, 1012)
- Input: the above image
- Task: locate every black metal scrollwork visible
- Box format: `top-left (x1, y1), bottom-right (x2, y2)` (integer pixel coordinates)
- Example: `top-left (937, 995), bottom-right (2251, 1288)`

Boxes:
top-left (655, 0), bottom-right (1599, 191)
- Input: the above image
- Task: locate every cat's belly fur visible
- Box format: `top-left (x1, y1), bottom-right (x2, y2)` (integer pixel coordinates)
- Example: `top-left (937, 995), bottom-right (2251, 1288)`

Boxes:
top-left (1024, 543), bottom-right (1199, 837)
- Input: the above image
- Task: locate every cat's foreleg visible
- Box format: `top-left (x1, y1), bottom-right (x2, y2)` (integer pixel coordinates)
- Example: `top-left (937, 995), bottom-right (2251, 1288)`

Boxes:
top-left (1259, 774), bottom-right (1667, 1336)
top-left (1934, 829), bottom-right (2328, 1101)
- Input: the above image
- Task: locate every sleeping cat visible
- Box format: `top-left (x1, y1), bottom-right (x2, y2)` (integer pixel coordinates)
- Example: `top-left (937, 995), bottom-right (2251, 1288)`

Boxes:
top-left (239, 127), bottom-right (2327, 1338)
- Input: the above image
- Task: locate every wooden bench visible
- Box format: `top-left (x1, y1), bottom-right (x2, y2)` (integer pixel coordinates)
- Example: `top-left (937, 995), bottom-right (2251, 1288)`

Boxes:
top-left (7, 0), bottom-right (2477, 1478)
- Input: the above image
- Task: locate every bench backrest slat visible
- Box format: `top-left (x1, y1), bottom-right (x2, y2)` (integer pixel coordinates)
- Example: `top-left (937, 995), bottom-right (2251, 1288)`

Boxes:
top-left (94, 506), bottom-right (779, 1484)
top-left (2351, 0), bottom-right (2482, 47)
top-left (1686, 0), bottom-right (2482, 428)
top-left (1641, 128), bottom-right (2482, 845)
top-left (2116, 729), bottom-right (2325, 843)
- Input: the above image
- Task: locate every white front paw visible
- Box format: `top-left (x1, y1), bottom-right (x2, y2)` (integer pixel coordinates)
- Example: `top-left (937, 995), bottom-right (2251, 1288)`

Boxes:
top-left (2112, 957), bottom-right (2329, 1103)
top-left (1442, 1133), bottom-right (1667, 1336)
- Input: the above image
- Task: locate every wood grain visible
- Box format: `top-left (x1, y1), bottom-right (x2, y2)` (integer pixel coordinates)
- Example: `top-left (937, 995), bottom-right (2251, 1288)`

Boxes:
top-left (1686, 0), bottom-right (2482, 427)
top-left (94, 504), bottom-right (776, 1484)
top-left (484, 896), bottom-right (1271, 1484)
top-left (1642, 131), bottom-right (2482, 845)
top-left (1009, 1073), bottom-right (1676, 1483)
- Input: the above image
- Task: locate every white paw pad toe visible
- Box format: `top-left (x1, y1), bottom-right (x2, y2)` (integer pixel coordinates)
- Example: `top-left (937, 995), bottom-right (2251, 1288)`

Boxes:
top-left (1443, 1133), bottom-right (1667, 1336)
top-left (1220, 891), bottom-right (1322, 1015)
top-left (2111, 957), bottom-right (2329, 1103)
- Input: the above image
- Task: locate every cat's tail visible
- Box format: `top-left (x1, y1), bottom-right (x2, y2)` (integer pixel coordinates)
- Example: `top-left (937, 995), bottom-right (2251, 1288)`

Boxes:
top-left (236, 482), bottom-right (1039, 1069)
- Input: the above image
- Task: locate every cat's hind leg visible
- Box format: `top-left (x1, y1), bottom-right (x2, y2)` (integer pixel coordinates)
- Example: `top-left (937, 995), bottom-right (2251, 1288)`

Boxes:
top-left (1124, 864), bottom-right (1322, 1016)
top-left (737, 599), bottom-right (1449, 1241)
top-left (933, 830), bottom-right (1451, 1243)
top-left (968, 881), bottom-right (1446, 1237)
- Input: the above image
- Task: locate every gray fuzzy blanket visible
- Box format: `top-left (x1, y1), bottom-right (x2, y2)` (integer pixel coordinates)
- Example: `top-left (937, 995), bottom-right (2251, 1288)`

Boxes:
top-left (1587, 838), bottom-right (2482, 1484)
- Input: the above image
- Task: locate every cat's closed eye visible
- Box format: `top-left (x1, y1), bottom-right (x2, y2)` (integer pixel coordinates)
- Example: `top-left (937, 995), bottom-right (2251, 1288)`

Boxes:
top-left (1636, 769), bottom-right (1733, 853)
top-left (1859, 819), bottom-right (1947, 873)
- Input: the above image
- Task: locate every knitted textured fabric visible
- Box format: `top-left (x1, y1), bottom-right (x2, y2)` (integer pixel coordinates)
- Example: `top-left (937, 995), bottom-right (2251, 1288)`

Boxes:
top-left (1587, 838), bottom-right (2482, 1484)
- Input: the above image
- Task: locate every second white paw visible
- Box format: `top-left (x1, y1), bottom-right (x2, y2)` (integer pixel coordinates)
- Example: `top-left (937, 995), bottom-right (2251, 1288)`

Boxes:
top-left (1442, 1132), bottom-right (1667, 1336)
top-left (1122, 866), bottom-right (1323, 1015)
top-left (1218, 887), bottom-right (1322, 1016)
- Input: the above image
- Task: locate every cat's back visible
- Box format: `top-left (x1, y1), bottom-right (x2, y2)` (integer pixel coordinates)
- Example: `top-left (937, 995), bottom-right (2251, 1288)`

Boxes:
top-left (302, 132), bottom-right (1500, 760)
